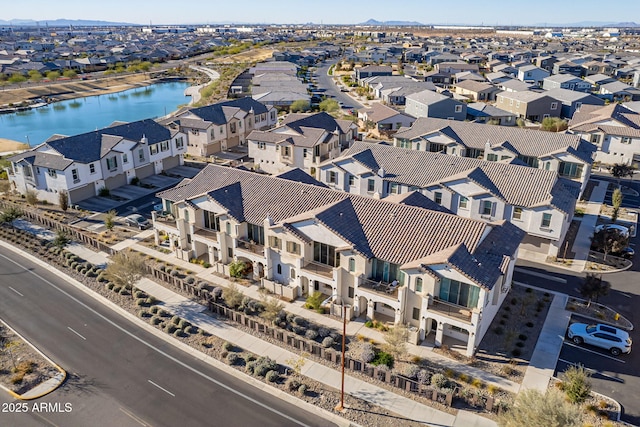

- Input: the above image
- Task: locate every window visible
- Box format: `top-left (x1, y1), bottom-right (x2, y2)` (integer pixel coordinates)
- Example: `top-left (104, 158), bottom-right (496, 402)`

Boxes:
top-left (415, 277), bottom-right (423, 293)
top-left (348, 175), bottom-right (355, 186)
top-left (122, 153), bottom-right (128, 164)
top-left (575, 102), bottom-right (582, 110)
top-left (328, 171), bottom-right (337, 184)
top-left (150, 145), bottom-right (159, 155)
top-left (545, 161), bottom-right (551, 170)
top-left (47, 168), bottom-right (57, 178)
top-left (138, 149), bottom-right (145, 162)
top-left (160, 141), bottom-right (169, 152)
top-left (513, 207), bottom-right (523, 220)
top-left (486, 153), bottom-right (498, 162)
top-left (389, 182), bottom-right (399, 194)
top-left (176, 137), bottom-right (184, 149)
top-left (303, 148), bottom-right (308, 158)
top-left (481, 200), bottom-right (493, 216)
top-left (225, 222), bottom-right (231, 235)
top-left (551, 102), bottom-right (558, 110)
top-left (282, 146), bottom-right (290, 157)
top-left (371, 258), bottom-right (402, 284)
top-left (622, 137), bottom-right (631, 144)
top-left (438, 277), bottom-right (480, 308)
top-left (348, 258), bottom-right (355, 272)
top-left (269, 236), bottom-right (282, 250)
top-left (106, 156), bottom-right (118, 171)
top-left (459, 196), bottom-right (468, 209)
top-left (258, 142), bottom-right (266, 150)
top-left (590, 134), bottom-right (601, 144)
top-left (454, 105), bottom-right (462, 113)
top-left (89, 163), bottom-right (96, 174)
top-left (210, 128), bottom-right (215, 138)
top-left (434, 191), bottom-right (442, 204)
top-left (541, 213), bottom-right (552, 228)
top-left (348, 286), bottom-right (354, 298)
top-left (558, 162), bottom-right (583, 179)
top-left (203, 211), bottom-right (220, 231)
top-left (71, 169), bottom-right (79, 183)
top-left (247, 223), bottom-right (265, 245)
top-left (313, 242), bottom-right (339, 267)
top-left (220, 126), bottom-right (224, 134)
top-left (412, 307), bottom-right (420, 321)
top-left (277, 264), bottom-right (282, 274)
top-left (230, 122), bottom-right (236, 134)
top-left (367, 179), bottom-right (375, 193)
top-left (286, 241), bottom-right (300, 255)
top-left (228, 247), bottom-right (233, 258)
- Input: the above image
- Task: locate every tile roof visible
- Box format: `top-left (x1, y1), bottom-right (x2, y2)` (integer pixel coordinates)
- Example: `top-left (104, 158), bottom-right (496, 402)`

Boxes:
top-left (337, 142), bottom-right (577, 213)
top-left (157, 165), bottom-right (521, 269)
top-left (569, 104), bottom-right (640, 135)
top-left (393, 117), bottom-right (594, 162)
top-left (36, 119), bottom-right (170, 164)
top-left (10, 151), bottom-right (74, 171)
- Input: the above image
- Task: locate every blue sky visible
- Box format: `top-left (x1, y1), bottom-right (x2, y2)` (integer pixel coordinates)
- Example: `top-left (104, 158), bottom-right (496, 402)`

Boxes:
top-left (7, 0), bottom-right (640, 26)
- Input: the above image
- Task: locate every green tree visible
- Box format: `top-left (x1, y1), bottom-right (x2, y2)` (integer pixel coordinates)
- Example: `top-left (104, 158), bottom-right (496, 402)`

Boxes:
top-left (578, 273), bottom-right (610, 307)
top-left (561, 364), bottom-right (592, 404)
top-left (319, 98), bottom-right (339, 113)
top-left (104, 210), bottom-right (116, 231)
top-left (608, 163), bottom-right (635, 181)
top-left (46, 71), bottom-right (61, 82)
top-left (28, 70), bottom-right (43, 82)
top-left (497, 388), bottom-right (583, 427)
top-left (223, 282), bottom-right (244, 309)
top-left (104, 251), bottom-right (147, 296)
top-left (290, 99), bottom-right (310, 113)
top-left (229, 260), bottom-right (247, 278)
top-left (611, 187), bottom-right (623, 222)
top-left (8, 73), bottom-right (27, 86)
top-left (63, 69), bottom-right (77, 79)
top-left (591, 228), bottom-right (629, 260)
top-left (540, 117), bottom-right (568, 132)
top-left (58, 191), bottom-right (69, 212)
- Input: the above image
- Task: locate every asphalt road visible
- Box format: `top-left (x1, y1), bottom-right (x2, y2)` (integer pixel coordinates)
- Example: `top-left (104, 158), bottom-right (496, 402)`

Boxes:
top-left (0, 249), bottom-right (334, 427)
top-left (313, 62), bottom-right (364, 111)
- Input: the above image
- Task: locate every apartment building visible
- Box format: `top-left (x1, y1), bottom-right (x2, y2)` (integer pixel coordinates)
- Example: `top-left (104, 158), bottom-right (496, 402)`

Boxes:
top-left (152, 165), bottom-right (524, 356)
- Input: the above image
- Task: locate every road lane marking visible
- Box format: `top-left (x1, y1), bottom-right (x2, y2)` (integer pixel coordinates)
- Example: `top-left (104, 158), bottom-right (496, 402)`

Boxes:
top-left (119, 407), bottom-right (150, 426)
top-left (558, 358), bottom-right (625, 383)
top-left (148, 380), bottom-right (175, 397)
top-left (0, 252), bottom-right (313, 427)
top-left (514, 268), bottom-right (567, 283)
top-left (8, 286), bottom-right (23, 296)
top-left (67, 326), bottom-right (87, 341)
top-left (562, 340), bottom-right (626, 363)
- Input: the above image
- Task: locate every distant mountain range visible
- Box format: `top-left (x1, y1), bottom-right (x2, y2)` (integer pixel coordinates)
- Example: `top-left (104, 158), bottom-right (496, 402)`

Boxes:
top-left (359, 19), bottom-right (424, 26)
top-left (0, 19), bottom-right (133, 27)
top-left (534, 21), bottom-right (639, 27)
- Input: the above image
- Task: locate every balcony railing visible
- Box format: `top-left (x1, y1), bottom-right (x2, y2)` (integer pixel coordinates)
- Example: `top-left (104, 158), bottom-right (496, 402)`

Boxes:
top-left (429, 298), bottom-right (473, 321)
top-left (236, 239), bottom-right (264, 256)
top-left (301, 261), bottom-right (334, 278)
top-left (313, 152), bottom-right (331, 163)
top-left (193, 226), bottom-right (218, 241)
top-left (358, 277), bottom-right (399, 298)
top-left (153, 212), bottom-right (177, 225)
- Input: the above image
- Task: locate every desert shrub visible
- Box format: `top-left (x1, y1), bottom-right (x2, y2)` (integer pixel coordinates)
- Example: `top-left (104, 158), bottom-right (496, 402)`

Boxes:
top-left (292, 316), bottom-right (307, 327)
top-left (171, 315), bottom-right (181, 325)
top-left (119, 287), bottom-right (128, 295)
top-left (321, 337), bottom-right (334, 348)
top-left (165, 324), bottom-right (177, 334)
top-left (134, 290), bottom-right (144, 299)
top-left (361, 343), bottom-right (375, 363)
top-left (305, 329), bottom-right (318, 340)
top-left (286, 377), bottom-right (301, 391)
top-left (265, 370), bottom-right (279, 382)
top-left (186, 276), bottom-right (195, 285)
top-left (417, 369), bottom-right (430, 385)
top-left (178, 319), bottom-right (191, 329)
top-left (317, 327), bottom-right (331, 338)
top-left (245, 361), bottom-right (257, 375)
top-left (149, 305), bottom-right (160, 314)
top-left (227, 353), bottom-right (240, 365)
top-left (365, 320), bottom-right (374, 328)
top-left (298, 384), bottom-right (308, 394)
top-left (371, 351), bottom-right (394, 368)
top-left (292, 326), bottom-right (306, 336)
top-left (174, 329), bottom-right (184, 337)
top-left (146, 296), bottom-right (157, 305)
top-left (212, 287), bottom-right (223, 299)
top-left (184, 325), bottom-right (197, 334)
top-left (135, 298), bottom-right (146, 306)
top-left (562, 365), bottom-right (591, 404)
top-left (170, 269), bottom-right (179, 277)
top-left (430, 373), bottom-right (449, 389)
top-left (403, 364), bottom-right (420, 379)
top-left (223, 341), bottom-right (233, 351)
top-left (254, 357), bottom-right (278, 377)
top-left (150, 316), bottom-right (161, 325)
top-left (498, 388), bottom-right (583, 427)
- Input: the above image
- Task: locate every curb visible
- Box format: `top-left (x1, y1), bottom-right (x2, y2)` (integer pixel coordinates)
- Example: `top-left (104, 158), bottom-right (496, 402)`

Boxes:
top-left (0, 240), bottom-right (356, 427)
top-left (0, 318), bottom-right (67, 400)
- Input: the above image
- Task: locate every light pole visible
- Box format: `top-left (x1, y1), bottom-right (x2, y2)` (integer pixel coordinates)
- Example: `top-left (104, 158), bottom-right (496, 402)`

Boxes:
top-left (334, 295), bottom-right (347, 411)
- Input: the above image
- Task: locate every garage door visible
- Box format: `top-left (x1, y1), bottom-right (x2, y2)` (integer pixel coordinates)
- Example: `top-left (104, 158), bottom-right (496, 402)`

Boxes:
top-left (135, 164), bottom-right (155, 180)
top-left (519, 234), bottom-right (551, 255)
top-left (162, 155), bottom-right (180, 171)
top-left (104, 173), bottom-right (127, 190)
top-left (68, 184), bottom-right (96, 204)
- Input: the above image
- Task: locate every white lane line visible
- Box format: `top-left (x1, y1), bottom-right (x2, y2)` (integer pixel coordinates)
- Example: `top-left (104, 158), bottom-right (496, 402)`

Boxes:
top-left (119, 407), bottom-right (150, 426)
top-left (67, 326), bottom-right (87, 341)
top-left (8, 286), bottom-right (24, 297)
top-left (514, 267), bottom-right (567, 283)
top-left (148, 380), bottom-right (175, 397)
top-left (0, 252), bottom-right (312, 427)
top-left (558, 358), bottom-right (625, 383)
top-left (563, 340), bottom-right (626, 363)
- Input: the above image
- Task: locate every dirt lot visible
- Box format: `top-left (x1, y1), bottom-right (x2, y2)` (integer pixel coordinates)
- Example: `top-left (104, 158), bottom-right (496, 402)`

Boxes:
top-left (208, 47), bottom-right (275, 64)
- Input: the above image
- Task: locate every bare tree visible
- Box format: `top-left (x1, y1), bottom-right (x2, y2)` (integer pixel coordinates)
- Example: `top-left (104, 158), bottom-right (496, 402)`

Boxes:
top-left (578, 273), bottom-right (610, 307)
top-left (104, 251), bottom-right (147, 297)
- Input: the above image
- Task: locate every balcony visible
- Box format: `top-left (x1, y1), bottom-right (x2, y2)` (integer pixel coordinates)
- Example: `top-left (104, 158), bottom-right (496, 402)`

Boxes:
top-left (301, 261), bottom-right (334, 279)
top-left (429, 298), bottom-right (473, 322)
top-left (313, 152), bottom-right (330, 163)
top-left (236, 239), bottom-right (264, 256)
top-left (358, 277), bottom-right (399, 298)
top-left (193, 226), bottom-right (218, 242)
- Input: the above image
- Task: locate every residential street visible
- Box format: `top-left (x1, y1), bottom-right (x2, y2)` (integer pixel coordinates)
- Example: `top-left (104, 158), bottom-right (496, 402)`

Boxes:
top-left (0, 250), bottom-right (334, 427)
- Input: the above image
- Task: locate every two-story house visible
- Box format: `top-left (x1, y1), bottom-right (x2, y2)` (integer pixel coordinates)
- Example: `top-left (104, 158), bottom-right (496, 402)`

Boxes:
top-left (166, 97), bottom-right (278, 157)
top-left (317, 142), bottom-right (578, 259)
top-left (545, 88), bottom-right (605, 119)
top-left (7, 119), bottom-right (186, 205)
top-left (496, 91), bottom-right (561, 122)
top-left (516, 64), bottom-right (550, 87)
top-left (248, 112), bottom-right (357, 177)
top-left (152, 164), bottom-right (525, 355)
top-left (405, 90), bottom-right (467, 121)
top-left (542, 74), bottom-right (592, 92)
top-left (393, 117), bottom-right (595, 195)
top-left (569, 103), bottom-right (640, 167)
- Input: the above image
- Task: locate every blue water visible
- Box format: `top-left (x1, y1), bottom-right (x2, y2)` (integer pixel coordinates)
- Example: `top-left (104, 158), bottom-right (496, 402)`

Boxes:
top-left (0, 81), bottom-right (191, 146)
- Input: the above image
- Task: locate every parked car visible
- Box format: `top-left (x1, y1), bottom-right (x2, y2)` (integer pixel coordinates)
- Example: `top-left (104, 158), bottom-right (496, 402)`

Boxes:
top-left (613, 247), bottom-right (635, 259)
top-left (124, 214), bottom-right (151, 230)
top-left (594, 224), bottom-right (629, 237)
top-left (567, 323), bottom-right (632, 356)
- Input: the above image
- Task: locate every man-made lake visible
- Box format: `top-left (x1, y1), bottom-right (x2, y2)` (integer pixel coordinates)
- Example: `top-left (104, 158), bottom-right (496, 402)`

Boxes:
top-left (0, 81), bottom-right (191, 146)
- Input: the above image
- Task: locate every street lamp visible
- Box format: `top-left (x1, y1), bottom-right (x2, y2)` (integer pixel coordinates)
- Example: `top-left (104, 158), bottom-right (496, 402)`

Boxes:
top-left (333, 295), bottom-right (348, 411)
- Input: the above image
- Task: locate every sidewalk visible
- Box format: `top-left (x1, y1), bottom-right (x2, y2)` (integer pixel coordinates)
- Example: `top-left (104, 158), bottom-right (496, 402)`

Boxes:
top-left (570, 179), bottom-right (609, 272)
